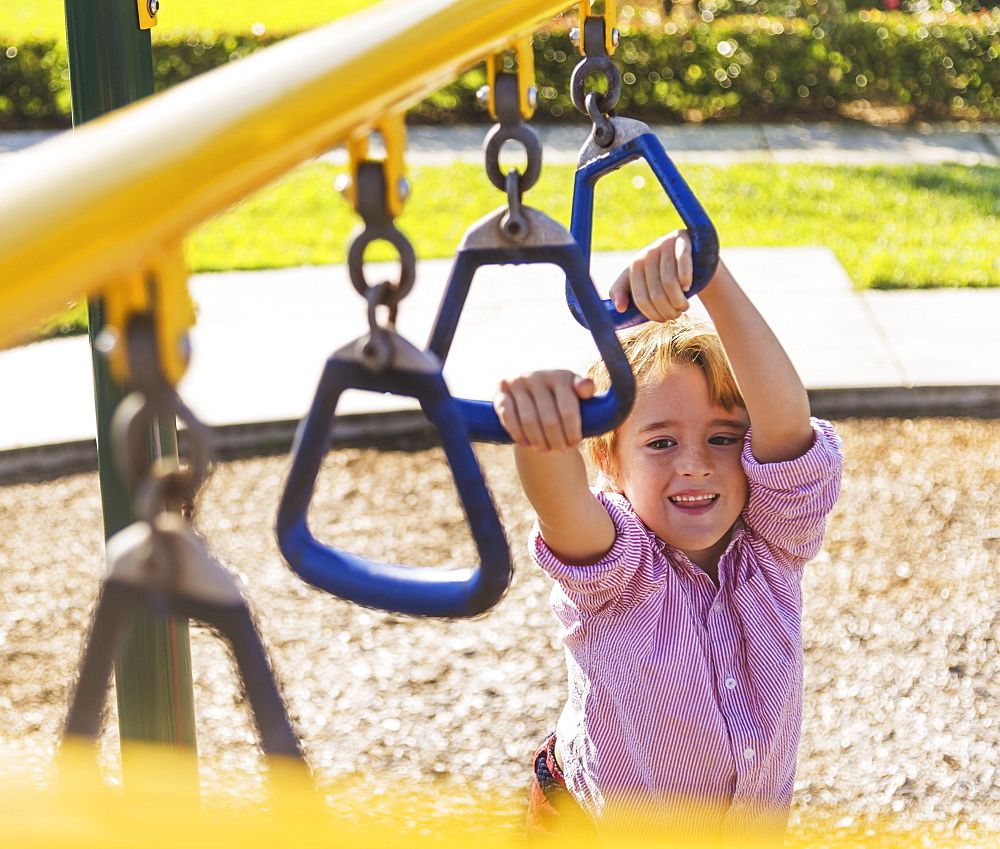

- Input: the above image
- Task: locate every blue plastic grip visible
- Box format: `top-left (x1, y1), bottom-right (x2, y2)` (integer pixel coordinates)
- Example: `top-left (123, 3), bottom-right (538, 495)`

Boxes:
top-left (568, 129), bottom-right (720, 330)
top-left (427, 240), bottom-right (636, 444)
top-left (276, 355), bottom-right (511, 618)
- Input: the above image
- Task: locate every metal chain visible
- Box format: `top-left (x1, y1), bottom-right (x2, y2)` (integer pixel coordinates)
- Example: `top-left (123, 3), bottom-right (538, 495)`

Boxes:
top-left (483, 72), bottom-right (543, 242)
top-left (483, 73), bottom-right (542, 194)
top-left (111, 314), bottom-right (212, 523)
top-left (75, 314), bottom-right (307, 763)
top-left (570, 14), bottom-right (622, 148)
top-left (346, 161), bottom-right (417, 305)
top-left (344, 139), bottom-right (417, 372)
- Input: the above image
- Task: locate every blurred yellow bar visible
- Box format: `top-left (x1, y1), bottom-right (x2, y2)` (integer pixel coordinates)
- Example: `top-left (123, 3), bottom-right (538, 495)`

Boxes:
top-left (0, 0), bottom-right (574, 351)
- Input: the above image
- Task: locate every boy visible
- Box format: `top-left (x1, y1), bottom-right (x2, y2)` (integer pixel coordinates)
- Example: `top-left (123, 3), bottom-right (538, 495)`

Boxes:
top-left (496, 231), bottom-right (842, 846)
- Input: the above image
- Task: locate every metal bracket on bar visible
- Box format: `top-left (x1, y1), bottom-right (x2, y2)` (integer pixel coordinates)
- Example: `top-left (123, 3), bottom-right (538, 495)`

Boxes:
top-left (344, 113), bottom-right (409, 220)
top-left (426, 205), bottom-right (635, 444)
top-left (103, 245), bottom-right (194, 386)
top-left (485, 37), bottom-right (537, 121)
top-left (276, 333), bottom-right (511, 618)
top-left (137, 0), bottom-right (159, 31)
top-left (577, 1), bottom-right (618, 57)
top-left (567, 116), bottom-right (719, 331)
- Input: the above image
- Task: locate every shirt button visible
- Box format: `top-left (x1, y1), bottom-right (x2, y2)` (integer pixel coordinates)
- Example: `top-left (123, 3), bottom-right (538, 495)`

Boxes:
top-left (712, 602), bottom-right (722, 613)
top-left (743, 747), bottom-right (755, 760)
top-left (724, 677), bottom-right (737, 690)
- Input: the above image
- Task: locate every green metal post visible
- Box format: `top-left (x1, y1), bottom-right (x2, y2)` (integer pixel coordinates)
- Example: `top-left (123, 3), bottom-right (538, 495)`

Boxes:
top-left (63, 0), bottom-right (198, 773)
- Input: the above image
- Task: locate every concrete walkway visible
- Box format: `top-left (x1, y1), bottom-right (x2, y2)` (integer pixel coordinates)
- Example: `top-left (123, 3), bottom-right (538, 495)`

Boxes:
top-left (1, 123), bottom-right (998, 479)
top-left (4, 121), bottom-right (999, 165)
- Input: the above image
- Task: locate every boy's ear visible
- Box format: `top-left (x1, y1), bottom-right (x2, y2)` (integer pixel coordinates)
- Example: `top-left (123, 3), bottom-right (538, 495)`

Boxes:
top-left (594, 447), bottom-right (623, 494)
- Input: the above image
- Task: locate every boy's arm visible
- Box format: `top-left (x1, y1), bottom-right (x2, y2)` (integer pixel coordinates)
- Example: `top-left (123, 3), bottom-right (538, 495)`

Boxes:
top-left (697, 263), bottom-right (814, 463)
top-left (609, 231), bottom-right (814, 463)
top-left (495, 371), bottom-right (616, 563)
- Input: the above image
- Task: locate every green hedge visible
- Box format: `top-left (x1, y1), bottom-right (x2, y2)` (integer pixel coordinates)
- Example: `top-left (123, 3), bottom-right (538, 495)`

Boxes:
top-left (423, 12), bottom-right (1000, 124)
top-left (0, 29), bottom-right (283, 127)
top-left (2, 14), bottom-right (999, 128)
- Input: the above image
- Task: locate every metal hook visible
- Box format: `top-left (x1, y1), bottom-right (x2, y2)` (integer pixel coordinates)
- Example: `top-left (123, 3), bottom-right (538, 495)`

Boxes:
top-left (483, 122), bottom-right (543, 194)
top-left (356, 281), bottom-right (398, 373)
top-left (111, 315), bottom-right (212, 504)
top-left (483, 73), bottom-right (542, 195)
top-left (585, 91), bottom-right (617, 149)
top-left (346, 161), bottom-right (417, 307)
top-left (570, 16), bottom-right (622, 120)
top-left (500, 169), bottom-right (530, 243)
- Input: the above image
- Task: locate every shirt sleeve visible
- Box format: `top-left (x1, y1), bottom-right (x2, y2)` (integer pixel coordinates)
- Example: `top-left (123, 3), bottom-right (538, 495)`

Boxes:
top-left (529, 492), bottom-right (660, 615)
top-left (741, 417), bottom-right (843, 565)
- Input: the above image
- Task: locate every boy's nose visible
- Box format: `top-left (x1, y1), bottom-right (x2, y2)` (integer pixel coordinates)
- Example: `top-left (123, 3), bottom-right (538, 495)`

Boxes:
top-left (677, 445), bottom-right (712, 477)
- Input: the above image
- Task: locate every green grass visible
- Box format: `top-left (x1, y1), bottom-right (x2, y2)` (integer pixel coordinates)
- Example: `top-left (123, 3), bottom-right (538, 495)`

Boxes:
top-left (185, 160), bottom-right (1000, 291)
top-left (0, 0), bottom-right (380, 38)
top-left (30, 160), bottom-right (1000, 339)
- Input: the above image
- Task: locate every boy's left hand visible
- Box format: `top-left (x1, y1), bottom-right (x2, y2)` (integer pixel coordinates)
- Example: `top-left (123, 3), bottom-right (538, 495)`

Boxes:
top-left (608, 230), bottom-right (695, 322)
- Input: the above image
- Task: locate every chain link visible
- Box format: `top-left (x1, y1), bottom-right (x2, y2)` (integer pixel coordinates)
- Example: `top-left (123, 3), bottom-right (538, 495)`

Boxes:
top-left (482, 70), bottom-right (543, 242)
top-left (346, 161), bottom-right (417, 309)
top-left (111, 314), bottom-right (212, 522)
top-left (570, 14), bottom-right (622, 148)
top-left (483, 73), bottom-right (542, 195)
top-left (343, 125), bottom-right (418, 372)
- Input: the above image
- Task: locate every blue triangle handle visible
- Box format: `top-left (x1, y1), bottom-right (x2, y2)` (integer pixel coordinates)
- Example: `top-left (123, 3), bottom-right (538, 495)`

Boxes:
top-left (277, 348), bottom-right (511, 618)
top-left (427, 207), bottom-right (635, 444)
top-left (568, 119), bottom-right (719, 330)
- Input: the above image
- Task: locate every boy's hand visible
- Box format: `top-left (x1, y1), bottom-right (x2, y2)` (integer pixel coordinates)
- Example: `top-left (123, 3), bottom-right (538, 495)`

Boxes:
top-left (608, 229), bottom-right (695, 322)
top-left (494, 370), bottom-right (595, 452)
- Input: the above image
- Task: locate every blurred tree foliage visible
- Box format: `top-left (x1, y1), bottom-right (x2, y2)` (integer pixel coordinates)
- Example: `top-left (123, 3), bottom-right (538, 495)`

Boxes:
top-left (2, 10), bottom-right (998, 128)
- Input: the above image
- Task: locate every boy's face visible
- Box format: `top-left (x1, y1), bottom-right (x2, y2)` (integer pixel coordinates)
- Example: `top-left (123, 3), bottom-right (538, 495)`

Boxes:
top-left (608, 364), bottom-right (750, 572)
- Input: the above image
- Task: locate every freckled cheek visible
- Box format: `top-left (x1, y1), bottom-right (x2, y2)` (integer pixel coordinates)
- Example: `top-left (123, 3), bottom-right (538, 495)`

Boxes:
top-left (732, 468), bottom-right (750, 503)
top-left (619, 458), bottom-right (673, 501)
top-left (649, 456), bottom-right (682, 487)
top-left (624, 453), bottom-right (669, 478)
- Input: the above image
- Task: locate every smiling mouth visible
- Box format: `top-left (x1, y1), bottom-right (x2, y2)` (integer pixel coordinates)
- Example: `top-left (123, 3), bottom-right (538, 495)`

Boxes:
top-left (668, 494), bottom-right (719, 507)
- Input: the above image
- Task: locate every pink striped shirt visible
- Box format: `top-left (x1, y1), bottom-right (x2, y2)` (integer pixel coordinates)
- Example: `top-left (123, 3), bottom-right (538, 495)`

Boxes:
top-left (531, 419), bottom-right (842, 846)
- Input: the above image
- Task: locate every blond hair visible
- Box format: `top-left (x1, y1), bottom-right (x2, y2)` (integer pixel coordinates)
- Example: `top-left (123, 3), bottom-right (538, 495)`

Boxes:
top-left (585, 314), bottom-right (745, 490)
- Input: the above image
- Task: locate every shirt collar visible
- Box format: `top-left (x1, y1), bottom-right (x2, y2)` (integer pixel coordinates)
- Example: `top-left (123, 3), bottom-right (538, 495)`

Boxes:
top-left (654, 519), bottom-right (746, 582)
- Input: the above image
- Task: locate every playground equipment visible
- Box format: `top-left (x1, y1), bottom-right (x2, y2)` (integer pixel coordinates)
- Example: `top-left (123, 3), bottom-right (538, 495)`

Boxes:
top-left (0, 0), bottom-right (602, 761)
top-left (276, 28), bottom-right (644, 615)
top-left (0, 0), bottom-right (718, 840)
top-left (425, 65), bottom-right (636, 443)
top-left (4, 6), bottom-right (1000, 849)
top-left (565, 6), bottom-right (719, 329)
top-left (65, 316), bottom-right (305, 768)
top-left (275, 118), bottom-right (512, 618)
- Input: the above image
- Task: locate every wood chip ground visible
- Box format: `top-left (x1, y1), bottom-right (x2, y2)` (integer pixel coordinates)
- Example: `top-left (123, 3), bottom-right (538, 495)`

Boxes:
top-left (1, 418), bottom-right (998, 843)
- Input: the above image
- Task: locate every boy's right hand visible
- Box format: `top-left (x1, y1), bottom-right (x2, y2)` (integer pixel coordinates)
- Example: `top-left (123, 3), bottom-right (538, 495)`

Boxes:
top-left (608, 229), bottom-right (698, 322)
top-left (494, 370), bottom-right (595, 452)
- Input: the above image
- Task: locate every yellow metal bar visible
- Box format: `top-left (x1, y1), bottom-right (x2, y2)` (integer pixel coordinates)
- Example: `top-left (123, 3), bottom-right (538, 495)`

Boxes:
top-left (0, 0), bottom-right (575, 353)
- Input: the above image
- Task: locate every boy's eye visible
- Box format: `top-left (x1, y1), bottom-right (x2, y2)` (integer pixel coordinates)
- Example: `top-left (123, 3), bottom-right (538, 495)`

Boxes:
top-left (647, 438), bottom-right (676, 450)
top-left (709, 435), bottom-right (742, 446)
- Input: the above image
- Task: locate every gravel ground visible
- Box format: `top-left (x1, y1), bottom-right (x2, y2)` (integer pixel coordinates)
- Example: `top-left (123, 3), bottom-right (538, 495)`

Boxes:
top-left (1, 418), bottom-right (999, 843)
